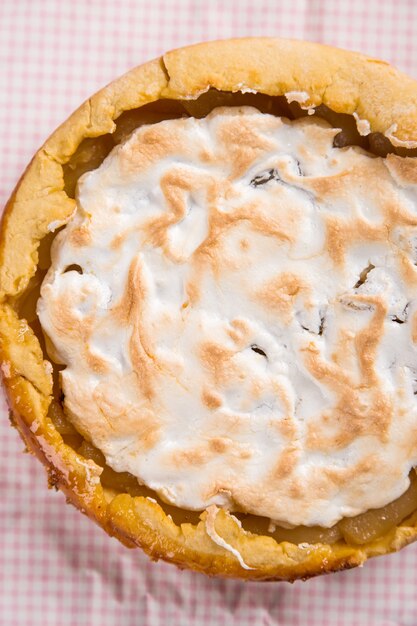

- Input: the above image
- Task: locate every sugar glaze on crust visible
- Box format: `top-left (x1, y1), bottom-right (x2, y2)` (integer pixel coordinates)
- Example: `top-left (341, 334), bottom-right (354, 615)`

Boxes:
top-left (39, 107), bottom-right (417, 527)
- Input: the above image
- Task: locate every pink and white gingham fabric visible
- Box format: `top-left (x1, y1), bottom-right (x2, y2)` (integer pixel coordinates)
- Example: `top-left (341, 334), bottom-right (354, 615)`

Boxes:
top-left (2, 2), bottom-right (417, 624)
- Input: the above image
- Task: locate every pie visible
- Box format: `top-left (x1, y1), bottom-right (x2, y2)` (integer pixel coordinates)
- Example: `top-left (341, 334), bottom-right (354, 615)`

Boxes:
top-left (3, 38), bottom-right (417, 581)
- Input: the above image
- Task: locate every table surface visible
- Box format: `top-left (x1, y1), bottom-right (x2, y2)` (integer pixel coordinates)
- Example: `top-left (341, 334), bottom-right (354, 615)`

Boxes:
top-left (1, 1), bottom-right (417, 625)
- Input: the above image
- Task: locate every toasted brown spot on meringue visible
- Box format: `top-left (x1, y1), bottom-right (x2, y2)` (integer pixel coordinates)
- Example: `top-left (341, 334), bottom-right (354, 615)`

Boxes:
top-left (396, 250), bottom-right (417, 287)
top-left (385, 154), bottom-right (417, 186)
top-left (272, 445), bottom-right (299, 479)
top-left (69, 224), bottom-right (91, 247)
top-left (308, 389), bottom-right (392, 451)
top-left (172, 445), bottom-right (209, 467)
top-left (412, 312), bottom-right (417, 343)
top-left (201, 388), bottom-right (223, 409)
top-left (199, 341), bottom-right (234, 383)
top-left (110, 228), bottom-right (136, 250)
top-left (353, 295), bottom-right (387, 386)
top-left (273, 413), bottom-right (297, 439)
top-left (324, 215), bottom-right (385, 267)
top-left (85, 351), bottom-right (109, 374)
top-left (257, 272), bottom-right (311, 323)
top-left (227, 318), bottom-right (252, 346)
top-left (110, 258), bottom-right (140, 325)
top-left (144, 167), bottom-right (216, 263)
top-left (209, 437), bottom-right (230, 454)
top-left (324, 455), bottom-right (379, 490)
top-left (119, 123), bottom-right (185, 173)
top-left (121, 257), bottom-right (157, 401)
top-left (217, 113), bottom-right (276, 179)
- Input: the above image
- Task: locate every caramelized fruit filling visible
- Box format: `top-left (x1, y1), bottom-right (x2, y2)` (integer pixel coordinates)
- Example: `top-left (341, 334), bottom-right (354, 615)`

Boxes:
top-left (14, 88), bottom-right (417, 545)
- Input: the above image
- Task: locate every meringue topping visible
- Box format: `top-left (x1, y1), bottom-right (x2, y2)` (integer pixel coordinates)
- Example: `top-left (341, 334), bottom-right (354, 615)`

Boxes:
top-left (38, 107), bottom-right (417, 527)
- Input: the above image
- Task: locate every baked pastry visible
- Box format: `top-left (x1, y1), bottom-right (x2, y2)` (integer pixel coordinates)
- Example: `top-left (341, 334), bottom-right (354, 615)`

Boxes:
top-left (3, 38), bottom-right (417, 581)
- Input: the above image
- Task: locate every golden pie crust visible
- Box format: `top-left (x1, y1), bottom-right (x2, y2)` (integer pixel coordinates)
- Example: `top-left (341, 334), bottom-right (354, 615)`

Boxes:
top-left (3, 38), bottom-right (417, 580)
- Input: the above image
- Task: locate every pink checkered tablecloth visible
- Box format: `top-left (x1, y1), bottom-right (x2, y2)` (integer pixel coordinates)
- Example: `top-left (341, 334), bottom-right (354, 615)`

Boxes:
top-left (2, 1), bottom-right (417, 624)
